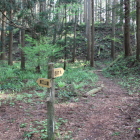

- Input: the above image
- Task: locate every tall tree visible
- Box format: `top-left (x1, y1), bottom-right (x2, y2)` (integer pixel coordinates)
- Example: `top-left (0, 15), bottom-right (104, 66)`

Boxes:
top-left (111, 0), bottom-right (116, 60)
top-left (131, 0), bottom-right (137, 46)
top-left (95, 0), bottom-right (98, 22)
top-left (84, 0), bottom-right (87, 22)
top-left (99, 0), bottom-right (102, 22)
top-left (20, 28), bottom-right (25, 70)
top-left (0, 13), bottom-right (1, 42)
top-left (8, 0), bottom-right (13, 65)
top-left (72, 8), bottom-right (78, 63)
top-left (79, 0), bottom-right (83, 24)
top-left (106, 0), bottom-right (111, 24)
top-left (120, 0), bottom-right (124, 24)
top-left (136, 0), bottom-right (140, 61)
top-left (108, 0), bottom-right (111, 22)
top-left (90, 0), bottom-right (95, 67)
top-left (124, 0), bottom-right (132, 56)
top-left (87, 0), bottom-right (91, 61)
top-left (20, 0), bottom-right (26, 70)
top-left (0, 11), bottom-right (7, 60)
top-left (84, 0), bottom-right (88, 33)
top-left (64, 3), bottom-right (67, 70)
top-left (106, 0), bottom-right (109, 24)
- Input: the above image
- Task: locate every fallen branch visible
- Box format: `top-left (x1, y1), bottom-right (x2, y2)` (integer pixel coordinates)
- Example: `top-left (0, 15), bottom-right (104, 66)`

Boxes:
top-left (86, 84), bottom-right (104, 95)
top-left (104, 55), bottom-right (123, 70)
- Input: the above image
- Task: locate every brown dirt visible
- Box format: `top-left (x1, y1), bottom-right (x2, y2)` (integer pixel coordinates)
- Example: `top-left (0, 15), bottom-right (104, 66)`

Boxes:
top-left (0, 71), bottom-right (140, 140)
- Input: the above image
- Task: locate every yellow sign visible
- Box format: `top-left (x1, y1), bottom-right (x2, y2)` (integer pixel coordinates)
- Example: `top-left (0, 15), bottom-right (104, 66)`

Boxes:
top-left (53, 68), bottom-right (64, 78)
top-left (36, 78), bottom-right (51, 88)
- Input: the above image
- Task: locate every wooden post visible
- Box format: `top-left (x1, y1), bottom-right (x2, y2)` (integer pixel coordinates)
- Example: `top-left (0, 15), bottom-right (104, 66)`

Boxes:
top-left (47, 63), bottom-right (55, 140)
top-left (36, 64), bottom-right (64, 139)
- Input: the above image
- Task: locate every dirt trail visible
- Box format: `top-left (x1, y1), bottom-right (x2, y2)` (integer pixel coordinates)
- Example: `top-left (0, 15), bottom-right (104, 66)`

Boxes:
top-left (56, 72), bottom-right (140, 140)
top-left (0, 71), bottom-right (139, 140)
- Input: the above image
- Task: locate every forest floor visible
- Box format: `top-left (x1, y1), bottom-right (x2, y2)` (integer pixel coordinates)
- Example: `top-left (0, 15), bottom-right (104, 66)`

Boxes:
top-left (0, 65), bottom-right (140, 140)
top-left (55, 70), bottom-right (140, 140)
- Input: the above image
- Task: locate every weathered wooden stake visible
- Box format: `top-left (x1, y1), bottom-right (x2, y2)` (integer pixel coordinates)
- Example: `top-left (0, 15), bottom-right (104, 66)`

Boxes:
top-left (47, 63), bottom-right (55, 140)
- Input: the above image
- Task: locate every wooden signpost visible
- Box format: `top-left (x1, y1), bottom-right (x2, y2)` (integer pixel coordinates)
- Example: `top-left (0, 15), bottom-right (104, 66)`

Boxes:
top-left (36, 63), bottom-right (64, 140)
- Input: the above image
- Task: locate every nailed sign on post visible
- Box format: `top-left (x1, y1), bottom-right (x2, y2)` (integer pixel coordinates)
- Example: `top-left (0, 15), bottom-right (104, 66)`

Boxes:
top-left (36, 64), bottom-right (65, 140)
top-left (36, 78), bottom-right (51, 88)
top-left (53, 68), bottom-right (64, 78)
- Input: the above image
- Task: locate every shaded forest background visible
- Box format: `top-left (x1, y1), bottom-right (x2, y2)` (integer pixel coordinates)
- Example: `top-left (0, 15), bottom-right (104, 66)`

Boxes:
top-left (0, 0), bottom-right (140, 69)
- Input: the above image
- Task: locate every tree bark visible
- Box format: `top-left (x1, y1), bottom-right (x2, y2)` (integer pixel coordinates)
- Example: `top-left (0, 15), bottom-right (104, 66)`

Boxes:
top-left (120, 0), bottom-right (124, 25)
top-left (72, 11), bottom-right (77, 63)
top-left (111, 0), bottom-right (116, 60)
top-left (20, 0), bottom-right (26, 70)
top-left (95, 0), bottom-right (98, 22)
top-left (136, 0), bottom-right (140, 61)
top-left (0, 13), bottom-right (1, 42)
top-left (124, 0), bottom-right (132, 57)
top-left (108, 0), bottom-right (111, 22)
top-left (20, 29), bottom-right (25, 70)
top-left (0, 11), bottom-right (7, 60)
top-left (106, 0), bottom-right (109, 24)
top-left (85, 0), bottom-right (88, 35)
top-left (99, 0), bottom-right (102, 23)
top-left (90, 0), bottom-right (95, 67)
top-left (87, 0), bottom-right (91, 61)
top-left (131, 0), bottom-right (136, 46)
top-left (84, 0), bottom-right (87, 23)
top-left (8, 3), bottom-right (13, 65)
top-left (64, 4), bottom-right (67, 70)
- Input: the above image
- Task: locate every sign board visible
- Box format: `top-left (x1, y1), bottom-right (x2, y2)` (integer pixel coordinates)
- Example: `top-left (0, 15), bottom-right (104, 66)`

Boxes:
top-left (53, 68), bottom-right (64, 78)
top-left (36, 78), bottom-right (51, 88)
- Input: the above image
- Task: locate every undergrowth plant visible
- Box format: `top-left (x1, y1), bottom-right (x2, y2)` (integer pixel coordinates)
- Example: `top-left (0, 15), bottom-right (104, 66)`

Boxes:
top-left (57, 81), bottom-right (66, 88)
top-left (55, 62), bottom-right (98, 100)
top-left (22, 35), bottom-right (63, 70)
top-left (22, 118), bottom-right (68, 140)
top-left (0, 59), bottom-right (98, 97)
top-left (103, 55), bottom-right (140, 95)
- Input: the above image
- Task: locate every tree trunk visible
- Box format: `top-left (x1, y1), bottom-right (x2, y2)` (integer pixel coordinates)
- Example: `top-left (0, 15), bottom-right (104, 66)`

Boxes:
top-left (95, 0), bottom-right (98, 22)
top-left (124, 0), bottom-right (132, 57)
top-left (85, 0), bottom-right (88, 36)
top-left (79, 2), bottom-right (83, 24)
top-left (108, 0), bottom-right (111, 22)
top-left (0, 11), bottom-right (7, 60)
top-left (120, 0), bottom-right (124, 25)
top-left (72, 11), bottom-right (77, 63)
top-left (84, 0), bottom-right (87, 23)
top-left (87, 0), bottom-right (91, 61)
top-left (131, 0), bottom-right (136, 46)
top-left (99, 0), bottom-right (102, 23)
top-left (64, 4), bottom-right (67, 70)
top-left (90, 0), bottom-right (95, 67)
top-left (136, 0), bottom-right (140, 61)
top-left (106, 0), bottom-right (109, 24)
top-left (20, 29), bottom-right (25, 70)
top-left (20, 0), bottom-right (26, 70)
top-left (0, 13), bottom-right (1, 43)
top-left (111, 0), bottom-right (116, 60)
top-left (8, 5), bottom-right (13, 65)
